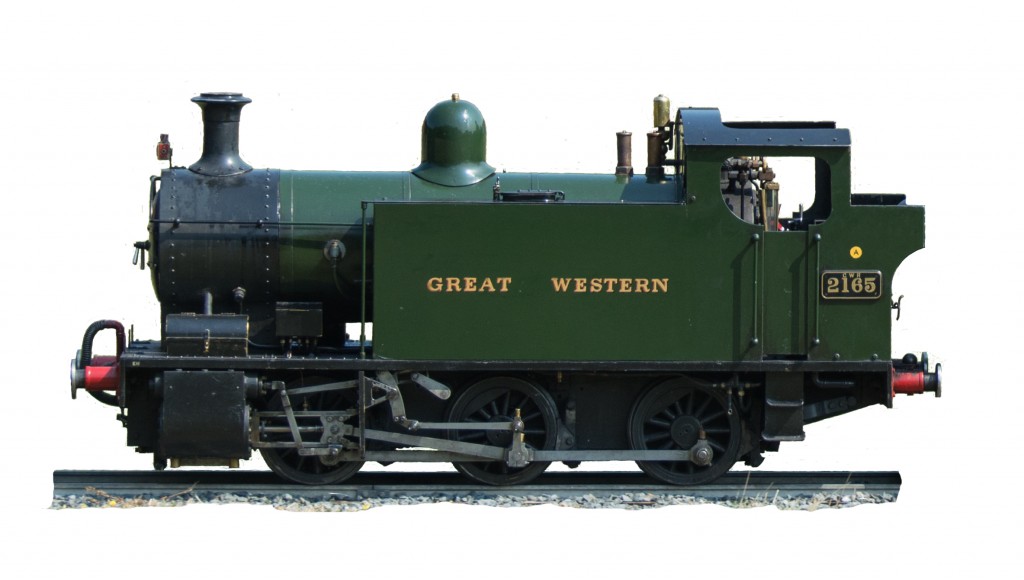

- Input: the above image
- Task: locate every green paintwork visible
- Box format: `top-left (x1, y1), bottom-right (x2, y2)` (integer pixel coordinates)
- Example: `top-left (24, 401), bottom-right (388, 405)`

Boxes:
top-left (373, 201), bottom-right (760, 361)
top-left (263, 106), bottom-right (924, 364)
top-left (809, 203), bottom-right (924, 360)
top-left (685, 144), bottom-right (924, 363)
top-left (412, 97), bottom-right (495, 186)
top-left (763, 231), bottom-right (811, 355)
top-left (371, 141), bottom-right (924, 363)
top-left (275, 169), bottom-right (679, 313)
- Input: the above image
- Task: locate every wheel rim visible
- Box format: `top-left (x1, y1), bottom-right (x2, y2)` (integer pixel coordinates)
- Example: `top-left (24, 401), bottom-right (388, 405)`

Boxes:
top-left (628, 377), bottom-right (741, 485)
top-left (260, 378), bottom-right (364, 485)
top-left (446, 377), bottom-right (558, 486)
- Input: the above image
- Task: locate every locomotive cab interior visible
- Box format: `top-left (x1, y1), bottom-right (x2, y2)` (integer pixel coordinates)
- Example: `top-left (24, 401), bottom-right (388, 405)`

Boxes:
top-left (719, 155), bottom-right (831, 231)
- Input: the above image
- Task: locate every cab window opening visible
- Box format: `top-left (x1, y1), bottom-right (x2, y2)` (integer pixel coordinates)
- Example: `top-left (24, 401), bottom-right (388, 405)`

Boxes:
top-left (720, 156), bottom-right (830, 230)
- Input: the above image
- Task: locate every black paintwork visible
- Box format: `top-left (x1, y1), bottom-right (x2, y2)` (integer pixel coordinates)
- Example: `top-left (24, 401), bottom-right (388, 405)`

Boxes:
top-left (151, 167), bottom-right (280, 342)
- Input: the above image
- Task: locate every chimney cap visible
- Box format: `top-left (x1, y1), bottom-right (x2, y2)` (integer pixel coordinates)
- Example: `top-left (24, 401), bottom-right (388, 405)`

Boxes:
top-left (191, 92), bottom-right (252, 105)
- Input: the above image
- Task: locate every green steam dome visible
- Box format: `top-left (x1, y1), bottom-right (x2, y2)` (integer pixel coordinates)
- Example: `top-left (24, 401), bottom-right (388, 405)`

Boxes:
top-left (412, 94), bottom-right (495, 187)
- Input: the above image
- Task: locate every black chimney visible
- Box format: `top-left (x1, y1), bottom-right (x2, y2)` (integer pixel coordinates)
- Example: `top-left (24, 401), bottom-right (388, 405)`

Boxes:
top-left (188, 92), bottom-right (253, 177)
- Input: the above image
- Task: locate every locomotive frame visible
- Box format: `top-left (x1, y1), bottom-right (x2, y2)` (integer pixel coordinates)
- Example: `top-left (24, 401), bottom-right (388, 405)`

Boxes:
top-left (70, 92), bottom-right (940, 486)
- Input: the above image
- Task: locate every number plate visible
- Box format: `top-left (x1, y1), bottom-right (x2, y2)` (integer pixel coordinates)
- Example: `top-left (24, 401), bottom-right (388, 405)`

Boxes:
top-left (820, 270), bottom-right (882, 300)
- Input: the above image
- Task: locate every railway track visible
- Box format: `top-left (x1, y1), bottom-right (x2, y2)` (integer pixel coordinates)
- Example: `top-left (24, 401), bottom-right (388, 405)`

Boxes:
top-left (53, 470), bottom-right (901, 505)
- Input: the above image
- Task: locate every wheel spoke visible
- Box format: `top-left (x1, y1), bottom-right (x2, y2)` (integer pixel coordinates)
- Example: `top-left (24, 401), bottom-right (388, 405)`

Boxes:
top-left (515, 393), bottom-right (530, 412)
top-left (702, 409), bottom-right (726, 423)
top-left (694, 395), bottom-right (711, 416)
top-left (522, 410), bottom-right (542, 423)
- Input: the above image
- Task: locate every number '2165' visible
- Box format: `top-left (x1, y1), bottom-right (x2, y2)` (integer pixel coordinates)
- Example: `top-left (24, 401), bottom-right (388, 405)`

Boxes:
top-left (821, 271), bottom-right (881, 299)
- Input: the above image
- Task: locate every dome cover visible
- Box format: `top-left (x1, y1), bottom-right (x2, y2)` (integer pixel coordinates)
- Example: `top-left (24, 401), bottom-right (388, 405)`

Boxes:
top-left (412, 95), bottom-right (495, 187)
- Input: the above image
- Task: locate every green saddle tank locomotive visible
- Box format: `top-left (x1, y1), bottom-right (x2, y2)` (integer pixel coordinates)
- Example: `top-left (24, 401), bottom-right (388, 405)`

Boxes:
top-left (70, 92), bottom-right (940, 485)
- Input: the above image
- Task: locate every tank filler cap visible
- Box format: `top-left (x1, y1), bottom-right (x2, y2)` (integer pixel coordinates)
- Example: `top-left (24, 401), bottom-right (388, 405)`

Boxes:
top-left (412, 96), bottom-right (495, 187)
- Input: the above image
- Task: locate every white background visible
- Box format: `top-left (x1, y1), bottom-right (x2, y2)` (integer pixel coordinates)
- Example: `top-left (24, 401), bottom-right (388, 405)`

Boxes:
top-left (1, 1), bottom-right (1019, 577)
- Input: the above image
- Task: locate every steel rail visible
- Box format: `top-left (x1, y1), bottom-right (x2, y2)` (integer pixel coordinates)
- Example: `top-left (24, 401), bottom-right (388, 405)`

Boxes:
top-left (53, 470), bottom-right (900, 503)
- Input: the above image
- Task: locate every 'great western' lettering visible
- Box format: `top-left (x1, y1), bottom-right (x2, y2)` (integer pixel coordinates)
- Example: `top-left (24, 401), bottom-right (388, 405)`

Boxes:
top-left (550, 277), bottom-right (668, 293)
top-left (427, 277), bottom-right (512, 293)
top-left (425, 276), bottom-right (669, 294)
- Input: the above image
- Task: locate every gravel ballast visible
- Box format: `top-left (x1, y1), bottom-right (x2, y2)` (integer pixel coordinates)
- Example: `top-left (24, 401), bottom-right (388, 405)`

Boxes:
top-left (52, 488), bottom-right (896, 511)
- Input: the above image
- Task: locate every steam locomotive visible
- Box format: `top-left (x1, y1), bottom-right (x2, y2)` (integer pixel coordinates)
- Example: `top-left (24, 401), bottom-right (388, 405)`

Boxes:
top-left (69, 92), bottom-right (940, 485)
